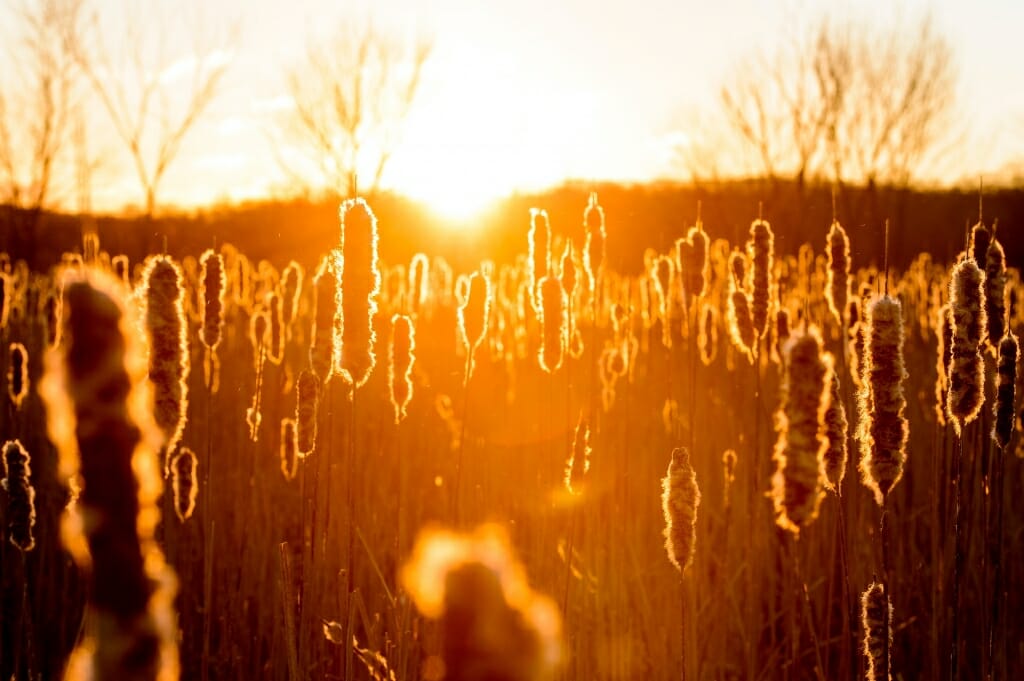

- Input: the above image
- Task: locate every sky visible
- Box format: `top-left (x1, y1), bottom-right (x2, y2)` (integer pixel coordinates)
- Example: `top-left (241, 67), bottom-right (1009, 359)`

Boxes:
top-left (3, 0), bottom-right (1024, 217)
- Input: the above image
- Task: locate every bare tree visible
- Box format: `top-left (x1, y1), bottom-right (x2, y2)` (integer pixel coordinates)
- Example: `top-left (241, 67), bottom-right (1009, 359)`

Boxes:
top-left (64, 1), bottom-right (236, 218)
top-left (283, 20), bottom-right (432, 198)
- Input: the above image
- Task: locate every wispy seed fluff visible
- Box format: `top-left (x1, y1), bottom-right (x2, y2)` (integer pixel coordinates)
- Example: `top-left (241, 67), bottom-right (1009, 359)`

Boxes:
top-left (309, 254), bottom-right (338, 383)
top-left (280, 418), bottom-right (298, 480)
top-left (771, 329), bottom-right (831, 533)
top-left (280, 260), bottom-right (304, 327)
top-left (661, 447), bottom-right (701, 572)
top-left (826, 221), bottom-right (851, 327)
top-left (993, 332), bottom-right (1018, 448)
top-left (676, 223), bottom-right (710, 304)
top-left (564, 411), bottom-right (591, 495)
top-left (199, 249), bottom-right (226, 350)
top-left (858, 296), bottom-right (909, 506)
top-left (822, 372), bottom-right (849, 492)
top-left (970, 221), bottom-right (991, 268)
top-left (529, 208), bottom-right (552, 308)
top-left (2, 439), bottom-right (36, 551)
top-left (7, 341), bottom-right (28, 408)
top-left (935, 303), bottom-right (953, 425)
top-left (538, 276), bottom-right (568, 373)
top-left (266, 291), bottom-right (285, 365)
top-left (38, 269), bottom-right (179, 681)
top-left (338, 198), bottom-right (381, 387)
top-left (171, 447), bottom-right (198, 522)
top-left (726, 251), bottom-right (756, 362)
top-left (408, 253), bottom-right (430, 316)
top-left (748, 218), bottom-right (774, 338)
top-left (583, 193), bottom-right (605, 305)
top-left (698, 303), bottom-right (718, 366)
top-left (985, 238), bottom-right (1007, 350)
top-left (861, 581), bottom-right (892, 681)
top-left (141, 255), bottom-right (190, 466)
top-left (295, 370), bottom-right (320, 457)
top-left (947, 258), bottom-right (986, 433)
top-left (389, 314), bottom-right (416, 424)
top-left (458, 271), bottom-right (491, 382)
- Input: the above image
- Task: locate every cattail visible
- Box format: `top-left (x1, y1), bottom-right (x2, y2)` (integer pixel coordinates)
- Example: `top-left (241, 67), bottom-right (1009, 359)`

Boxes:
top-left (280, 418), bottom-right (298, 480)
top-left (295, 370), bottom-right (320, 457)
top-left (280, 260), bottom-right (304, 327)
top-left (7, 341), bottom-right (28, 408)
top-left (112, 254), bottom-right (131, 286)
top-left (847, 298), bottom-right (864, 388)
top-left (861, 581), bottom-right (892, 681)
top-left (822, 372), bottom-right (849, 492)
top-left (199, 249), bottom-right (226, 350)
top-left (266, 291), bottom-right (285, 365)
top-left (772, 308), bottom-right (791, 364)
top-left (662, 447), bottom-right (700, 572)
top-left (39, 269), bottom-right (179, 681)
top-left (171, 447), bottom-right (198, 522)
top-left (858, 296), bottom-right (909, 505)
top-left (748, 218), bottom-right (774, 338)
top-left (935, 303), bottom-right (953, 425)
top-left (947, 258), bottom-right (986, 433)
top-left (826, 221), bottom-right (851, 327)
top-left (583, 193), bottom-right (605, 305)
top-left (0, 271), bottom-right (9, 329)
top-left (726, 252), bottom-right (756, 362)
top-left (337, 198), bottom-right (381, 387)
top-left (722, 449), bottom-right (737, 511)
top-left (389, 314), bottom-right (416, 424)
top-left (141, 255), bottom-right (190, 465)
top-left (42, 288), bottom-right (62, 348)
top-left (993, 332), bottom-right (1018, 448)
top-left (698, 303), bottom-right (718, 365)
top-left (677, 224), bottom-right (710, 304)
top-left (408, 253), bottom-right (430, 315)
top-left (985, 238), bottom-right (1007, 350)
top-left (538, 276), bottom-right (567, 373)
top-left (564, 411), bottom-right (591, 495)
top-left (771, 329), bottom-right (831, 533)
top-left (970, 221), bottom-right (990, 268)
top-left (458, 271), bottom-right (491, 382)
top-left (529, 208), bottom-right (552, 308)
top-left (2, 439), bottom-right (35, 551)
top-left (561, 244), bottom-right (578, 331)
top-left (310, 254), bottom-right (338, 383)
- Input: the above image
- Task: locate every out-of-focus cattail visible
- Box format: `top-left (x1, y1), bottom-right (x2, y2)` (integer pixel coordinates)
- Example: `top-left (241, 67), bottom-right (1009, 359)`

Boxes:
top-left (994, 332), bottom-right (1018, 448)
top-left (970, 221), bottom-right (990, 268)
top-left (295, 370), bottom-right (319, 457)
top-left (337, 198), bottom-right (381, 387)
top-left (583, 193), bottom-right (605, 306)
top-left (947, 258), bottom-right (986, 434)
top-left (141, 255), bottom-right (190, 465)
top-left (848, 297), bottom-right (865, 387)
top-left (389, 314), bottom-right (416, 424)
top-left (408, 253), bottom-right (430, 316)
top-left (310, 254), bottom-right (338, 383)
top-left (458, 271), bottom-right (491, 382)
top-left (771, 329), bottom-right (831, 532)
top-left (935, 303), bottom-right (953, 425)
top-left (199, 249), bottom-right (226, 350)
top-left (772, 308), bottom-right (791, 364)
top-left (861, 580), bottom-right (892, 681)
top-left (39, 269), bottom-right (179, 681)
top-left (748, 218), bottom-right (774, 338)
top-left (858, 296), bottom-right (909, 505)
top-left (280, 418), bottom-right (298, 480)
top-left (662, 447), bottom-right (700, 572)
top-left (985, 238), bottom-right (1007, 350)
top-left (529, 209), bottom-right (552, 308)
top-left (826, 221), bottom-right (851, 327)
top-left (722, 449), bottom-right (738, 511)
top-left (822, 372), bottom-right (849, 492)
top-left (246, 309), bottom-right (267, 441)
top-left (698, 303), bottom-right (718, 365)
top-left (266, 291), bottom-right (285, 365)
top-left (564, 411), bottom-right (591, 495)
top-left (280, 260), bottom-right (304, 327)
top-left (561, 244), bottom-right (578, 324)
top-left (111, 255), bottom-right (131, 286)
top-left (42, 288), bottom-right (62, 348)
top-left (2, 439), bottom-right (35, 551)
top-left (677, 223), bottom-right (710, 304)
top-left (726, 252), bottom-right (756, 362)
top-left (538, 276), bottom-right (567, 373)
top-left (0, 271), bottom-right (9, 329)
top-left (171, 447), bottom-right (198, 522)
top-left (7, 341), bottom-right (28, 408)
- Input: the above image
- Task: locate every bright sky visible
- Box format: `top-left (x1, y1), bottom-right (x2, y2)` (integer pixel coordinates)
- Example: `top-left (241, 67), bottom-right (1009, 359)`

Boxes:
top-left (3, 0), bottom-right (1024, 216)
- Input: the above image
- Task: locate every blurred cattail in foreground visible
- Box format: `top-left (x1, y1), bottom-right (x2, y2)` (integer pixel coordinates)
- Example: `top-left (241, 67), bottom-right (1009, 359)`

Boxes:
top-left (564, 411), bottom-right (591, 495)
top-left (858, 296), bottom-right (909, 506)
top-left (458, 271), bottom-right (491, 382)
top-left (389, 314), bottom-right (416, 424)
top-left (861, 580), bottom-right (892, 681)
top-left (661, 447), bottom-right (701, 572)
top-left (722, 449), bottom-right (738, 511)
top-left (947, 258), bottom-right (986, 433)
top-left (279, 418), bottom-right (298, 480)
top-left (822, 372), bottom-right (849, 492)
top-left (2, 439), bottom-right (36, 551)
top-left (538, 276), bottom-right (567, 373)
top-left (39, 269), bottom-right (179, 681)
top-left (748, 218), bottom-right (774, 338)
top-left (7, 341), bottom-right (28, 408)
top-left (295, 370), bottom-right (319, 457)
top-left (771, 329), bottom-right (831, 532)
top-left (401, 524), bottom-right (562, 681)
top-left (337, 198), bottom-right (381, 387)
top-left (171, 448), bottom-right (198, 522)
top-left (826, 221), bottom-right (851, 327)
top-left (141, 256), bottom-right (190, 468)
top-left (993, 332), bottom-right (1018, 448)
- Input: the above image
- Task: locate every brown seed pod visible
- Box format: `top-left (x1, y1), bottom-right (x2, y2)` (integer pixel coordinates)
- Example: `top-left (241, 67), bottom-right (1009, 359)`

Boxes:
top-left (459, 271), bottom-right (492, 382)
top-left (993, 332), bottom-right (1018, 448)
top-left (408, 253), bottom-right (430, 316)
top-left (199, 249), bottom-right (226, 350)
top-left (935, 303), bottom-right (953, 425)
top-left (337, 198), bottom-right (381, 387)
top-left (171, 447), bottom-right (198, 522)
top-left (985, 238), bottom-right (1007, 350)
top-left (280, 418), bottom-right (298, 480)
top-left (662, 447), bottom-right (701, 572)
top-left (529, 208), bottom-right (552, 309)
top-left (389, 314), bottom-right (416, 424)
top-left (2, 439), bottom-right (36, 551)
top-left (280, 260), bottom-right (304, 328)
top-left (7, 342), bottom-right (28, 409)
top-left (748, 218), bottom-right (774, 338)
top-left (564, 411), bottom-right (591, 495)
top-left (295, 370), bottom-right (320, 457)
top-left (861, 580), bottom-right (892, 681)
top-left (822, 372), bottom-right (849, 492)
top-left (947, 258), bottom-right (986, 433)
top-left (826, 220), bottom-right (851, 327)
top-left (538, 276), bottom-right (567, 373)
top-left (583, 193), bottom-right (605, 306)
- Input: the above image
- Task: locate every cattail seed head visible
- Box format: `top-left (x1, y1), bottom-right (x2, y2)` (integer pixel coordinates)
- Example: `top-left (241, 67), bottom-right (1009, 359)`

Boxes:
top-left (171, 447), bottom-right (198, 521)
top-left (935, 303), bottom-right (953, 425)
top-left (771, 328), bottom-right (831, 533)
top-left (459, 271), bottom-right (492, 381)
top-left (726, 252), bottom-right (756, 362)
top-left (560, 244), bottom-right (578, 305)
top-left (858, 296), bottom-right (909, 505)
top-left (280, 418), bottom-right (298, 480)
top-left (280, 260), bottom-right (304, 327)
top-left (662, 447), bottom-right (700, 572)
top-left (389, 314), bottom-right (416, 424)
top-left (564, 411), bottom-right (591, 495)
top-left (993, 332), bottom-right (1018, 448)
top-left (698, 303), bottom-right (718, 366)
top-left (676, 224), bottom-right (710, 303)
top-left (538, 276), bottom-right (567, 373)
top-left (266, 292), bottom-right (285, 365)
top-left (7, 341), bottom-right (28, 408)
top-left (0, 271), bottom-right (9, 329)
top-left (947, 258), bottom-right (986, 433)
top-left (822, 372), bottom-right (849, 492)
top-left (310, 254), bottom-right (338, 383)
top-left (408, 253), bottom-right (430, 316)
top-left (748, 218), bottom-right (774, 338)
top-left (985, 238), bottom-right (1007, 350)
top-left (861, 580), bottom-right (892, 681)
top-left (42, 288), bottom-right (62, 348)
top-left (529, 209), bottom-right (552, 307)
top-left (199, 249), bottom-right (226, 350)
top-left (2, 439), bottom-right (36, 551)
top-left (583, 193), bottom-right (605, 306)
top-left (722, 449), bottom-right (738, 511)
top-left (826, 221), bottom-right (851, 327)
top-left (337, 198), bottom-right (381, 387)
top-left (970, 222), bottom-right (990, 268)
top-left (295, 370), bottom-right (320, 457)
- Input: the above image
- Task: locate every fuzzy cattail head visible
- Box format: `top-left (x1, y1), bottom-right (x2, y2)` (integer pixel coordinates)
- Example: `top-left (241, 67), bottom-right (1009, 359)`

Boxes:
top-left (280, 418), bottom-right (298, 480)
top-left (858, 296), bottom-right (909, 505)
top-left (947, 258), bottom-right (986, 433)
top-left (280, 260), bottom-right (304, 327)
top-left (661, 447), bottom-right (701, 572)
top-left (2, 439), bottom-right (36, 551)
top-left (7, 341), bottom-right (28, 408)
top-left (822, 372), bottom-right (849, 492)
top-left (389, 314), bottom-right (416, 424)
top-left (560, 244), bottom-right (578, 305)
top-left (826, 221), bottom-right (851, 327)
top-left (459, 271), bottom-right (492, 381)
top-left (171, 447), bottom-right (198, 522)
top-left (985, 238), bottom-right (1007, 350)
top-left (538, 276), bottom-right (567, 373)
top-left (309, 254), bottom-right (338, 383)
top-left (583, 193), bottom-right (605, 303)
top-left (266, 291), bottom-right (285, 365)
top-left (698, 303), bottom-right (718, 366)
top-left (722, 449), bottom-right (738, 510)
top-left (529, 209), bottom-right (552, 305)
top-left (970, 222), bottom-right (990, 268)
top-left (564, 411), bottom-right (591, 495)
top-left (408, 253), bottom-right (430, 315)
top-left (295, 370), bottom-right (320, 457)
top-left (771, 328), bottom-right (831, 533)
top-left (337, 198), bottom-right (381, 388)
top-left (676, 224), bottom-right (710, 303)
top-left (726, 251), bottom-right (756, 362)
top-left (993, 332), bottom-right (1019, 448)
top-left (748, 218), bottom-right (774, 338)
top-left (199, 249), bottom-right (226, 350)
top-left (861, 580), bottom-right (892, 681)
top-left (0, 271), bottom-right (9, 329)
